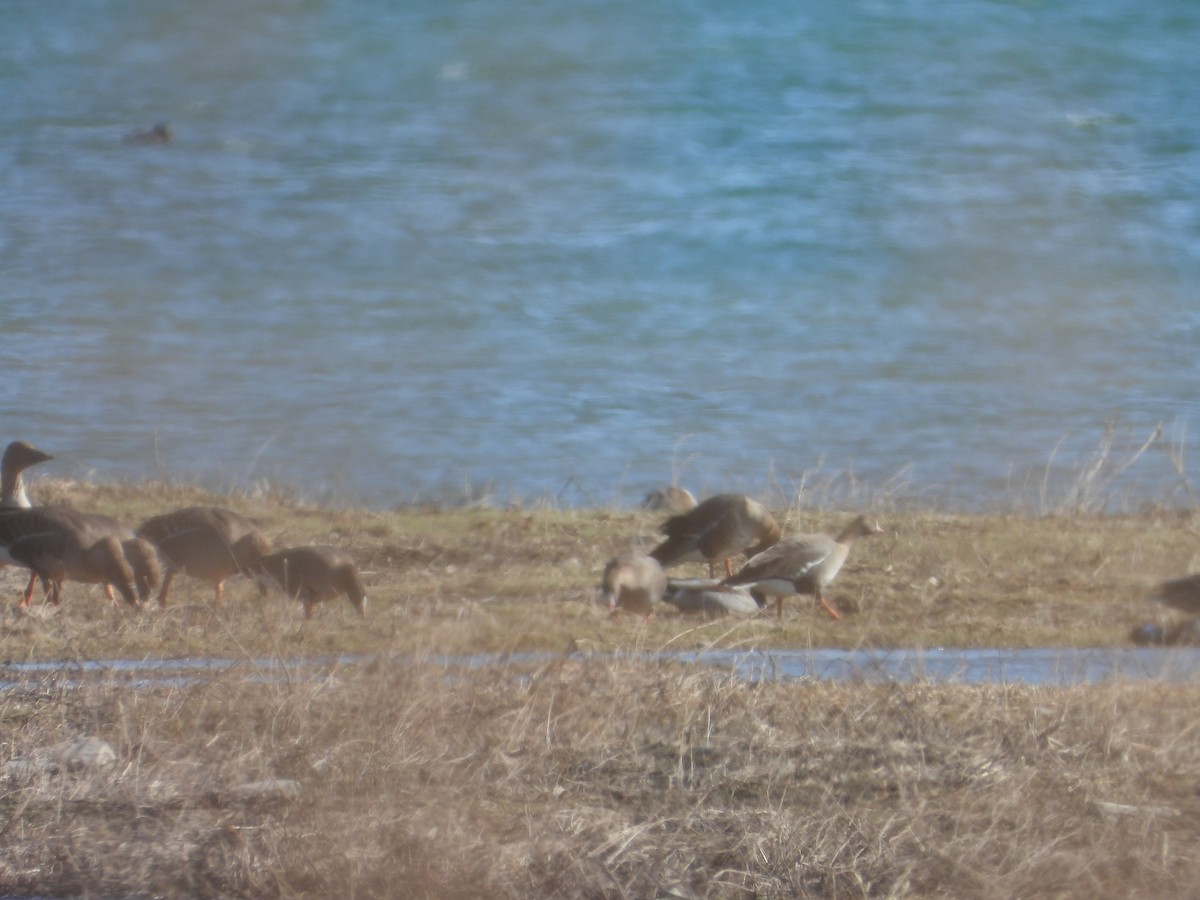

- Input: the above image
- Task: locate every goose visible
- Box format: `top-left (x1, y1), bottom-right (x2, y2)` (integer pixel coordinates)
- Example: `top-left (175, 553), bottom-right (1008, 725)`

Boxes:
top-left (1150, 574), bottom-right (1200, 615)
top-left (661, 579), bottom-right (762, 618)
top-left (641, 485), bottom-right (698, 514)
top-left (0, 506), bottom-right (159, 607)
top-left (1, 440), bottom-right (54, 509)
top-left (600, 551), bottom-right (667, 619)
top-left (7, 528), bottom-right (139, 608)
top-left (650, 493), bottom-right (781, 578)
top-left (0, 440), bottom-right (56, 599)
top-left (250, 545), bottom-right (367, 619)
top-left (137, 506), bottom-right (271, 607)
top-left (723, 514), bottom-right (883, 620)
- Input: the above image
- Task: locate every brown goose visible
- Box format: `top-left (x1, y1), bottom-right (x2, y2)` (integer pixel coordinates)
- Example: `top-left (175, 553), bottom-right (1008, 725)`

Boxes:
top-left (1, 441), bottom-right (55, 509)
top-left (0, 440), bottom-right (56, 599)
top-left (250, 546), bottom-right (367, 619)
top-left (641, 485), bottom-right (698, 514)
top-left (723, 514), bottom-right (883, 620)
top-left (0, 506), bottom-right (159, 607)
top-left (137, 506), bottom-right (271, 607)
top-left (600, 551), bottom-right (667, 619)
top-left (650, 493), bottom-right (781, 577)
top-left (7, 529), bottom-right (139, 608)
top-left (1150, 574), bottom-right (1200, 615)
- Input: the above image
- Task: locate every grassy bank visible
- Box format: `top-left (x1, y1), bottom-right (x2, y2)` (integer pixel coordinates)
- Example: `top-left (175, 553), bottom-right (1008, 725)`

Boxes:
top-left (1, 477), bottom-right (1193, 661)
top-left (3, 478), bottom-right (1200, 897)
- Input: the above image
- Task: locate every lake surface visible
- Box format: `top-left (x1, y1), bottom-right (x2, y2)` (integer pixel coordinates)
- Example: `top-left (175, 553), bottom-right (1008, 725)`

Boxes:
top-left (2, 0), bottom-right (1198, 510)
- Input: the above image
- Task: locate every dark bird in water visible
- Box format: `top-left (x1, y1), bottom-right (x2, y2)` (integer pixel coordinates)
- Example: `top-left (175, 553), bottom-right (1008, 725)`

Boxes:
top-left (123, 123), bottom-right (172, 146)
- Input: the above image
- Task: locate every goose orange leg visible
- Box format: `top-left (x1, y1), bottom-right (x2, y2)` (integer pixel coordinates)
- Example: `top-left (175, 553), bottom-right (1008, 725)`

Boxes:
top-left (156, 570), bottom-right (177, 608)
top-left (818, 592), bottom-right (842, 621)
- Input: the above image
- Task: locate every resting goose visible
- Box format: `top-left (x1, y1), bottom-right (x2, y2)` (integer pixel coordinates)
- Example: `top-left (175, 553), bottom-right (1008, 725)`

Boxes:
top-left (650, 493), bottom-right (781, 578)
top-left (661, 579), bottom-right (762, 618)
top-left (250, 545), bottom-right (367, 619)
top-left (600, 551), bottom-right (667, 619)
top-left (723, 514), bottom-right (883, 620)
top-left (137, 506), bottom-right (271, 607)
top-left (641, 486), bottom-right (698, 514)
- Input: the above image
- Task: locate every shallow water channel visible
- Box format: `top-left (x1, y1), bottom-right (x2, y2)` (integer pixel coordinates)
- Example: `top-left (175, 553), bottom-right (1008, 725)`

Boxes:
top-left (5, 647), bottom-right (1200, 691)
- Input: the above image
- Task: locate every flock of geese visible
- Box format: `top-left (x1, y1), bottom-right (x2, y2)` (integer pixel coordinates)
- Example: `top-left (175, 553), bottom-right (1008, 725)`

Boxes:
top-left (7, 438), bottom-right (1200, 638)
top-left (613, 488), bottom-right (1200, 642)
top-left (603, 488), bottom-right (885, 622)
top-left (0, 440), bottom-right (366, 618)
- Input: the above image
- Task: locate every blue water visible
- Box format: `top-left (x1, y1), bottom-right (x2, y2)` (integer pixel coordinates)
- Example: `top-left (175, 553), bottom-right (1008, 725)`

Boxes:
top-left (2, 0), bottom-right (1198, 509)
top-left (5, 647), bottom-right (1200, 689)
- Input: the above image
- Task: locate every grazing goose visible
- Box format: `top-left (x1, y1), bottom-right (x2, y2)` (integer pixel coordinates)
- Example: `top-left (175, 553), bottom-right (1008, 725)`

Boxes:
top-left (600, 551), bottom-right (667, 619)
top-left (641, 485), bottom-right (698, 514)
top-left (650, 493), bottom-right (781, 578)
top-left (137, 506), bottom-right (271, 607)
top-left (1150, 574), bottom-right (1200, 615)
top-left (723, 514), bottom-right (884, 620)
top-left (250, 545), bottom-right (367, 619)
top-left (661, 579), bottom-right (762, 618)
top-left (0, 506), bottom-right (158, 606)
top-left (7, 529), bottom-right (139, 608)
top-left (1, 440), bottom-right (54, 509)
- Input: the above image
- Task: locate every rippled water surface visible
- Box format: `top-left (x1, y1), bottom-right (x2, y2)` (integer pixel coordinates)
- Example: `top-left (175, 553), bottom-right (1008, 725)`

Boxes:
top-left (3, 0), bottom-right (1198, 507)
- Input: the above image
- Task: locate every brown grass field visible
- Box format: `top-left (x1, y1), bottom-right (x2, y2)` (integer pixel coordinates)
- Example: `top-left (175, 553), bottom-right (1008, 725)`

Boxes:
top-left (3, 477), bottom-right (1200, 897)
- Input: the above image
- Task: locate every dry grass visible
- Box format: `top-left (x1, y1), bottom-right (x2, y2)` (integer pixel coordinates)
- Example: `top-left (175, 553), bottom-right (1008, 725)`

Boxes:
top-left (4, 477), bottom-right (1200, 897)
top-left (4, 658), bottom-right (1200, 898)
